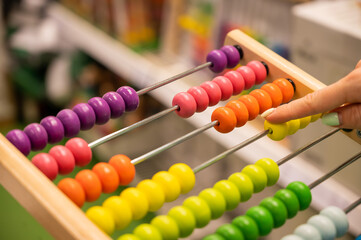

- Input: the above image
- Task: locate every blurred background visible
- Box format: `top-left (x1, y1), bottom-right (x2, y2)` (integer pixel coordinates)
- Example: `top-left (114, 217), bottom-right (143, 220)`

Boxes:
top-left (0, 0), bottom-right (361, 239)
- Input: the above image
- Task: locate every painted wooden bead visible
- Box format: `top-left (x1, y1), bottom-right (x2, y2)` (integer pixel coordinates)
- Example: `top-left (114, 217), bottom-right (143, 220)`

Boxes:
top-left (259, 197), bottom-right (288, 228)
top-left (116, 86), bottom-right (139, 112)
top-left (212, 76), bottom-right (233, 101)
top-left (273, 78), bottom-right (294, 103)
top-left (108, 154), bottom-right (135, 186)
top-left (183, 196), bottom-right (211, 228)
top-left (294, 224), bottom-right (322, 240)
top-left (152, 171), bottom-right (181, 202)
top-left (320, 206), bottom-right (349, 237)
top-left (261, 83), bottom-right (283, 108)
top-left (102, 91), bottom-right (125, 118)
top-left (236, 66), bottom-right (256, 90)
top-left (274, 189), bottom-right (300, 219)
top-left (56, 109), bottom-right (81, 138)
top-left (299, 116), bottom-right (312, 129)
top-left (24, 123), bottom-right (48, 151)
top-left (40, 116), bottom-right (65, 143)
top-left (72, 103), bottom-right (96, 130)
top-left (86, 206), bottom-right (115, 235)
top-left (286, 119), bottom-right (300, 135)
top-left (120, 188), bottom-right (149, 220)
top-left (49, 145), bottom-right (75, 175)
top-left (168, 206), bottom-right (196, 238)
top-left (211, 107), bottom-right (237, 133)
top-left (58, 178), bottom-right (85, 207)
top-left (172, 92), bottom-right (197, 118)
top-left (92, 163), bottom-right (119, 193)
top-left (232, 216), bottom-right (259, 240)
top-left (225, 100), bottom-right (249, 127)
top-left (213, 180), bottom-right (241, 210)
top-left (246, 60), bottom-right (267, 85)
top-left (168, 163), bottom-right (195, 194)
top-left (238, 95), bottom-right (259, 120)
top-left (264, 120), bottom-right (288, 141)
top-left (6, 129), bottom-right (31, 156)
top-left (134, 224), bottom-right (162, 240)
top-left (199, 188), bottom-right (226, 219)
top-left (65, 137), bottom-right (92, 167)
top-left (220, 45), bottom-right (240, 68)
top-left (117, 234), bottom-right (140, 240)
top-left (255, 158), bottom-right (279, 186)
top-left (241, 165), bottom-right (268, 193)
top-left (136, 179), bottom-right (165, 212)
top-left (31, 153), bottom-right (58, 180)
top-left (246, 206), bottom-right (274, 236)
top-left (308, 215), bottom-right (337, 240)
top-left (75, 169), bottom-right (102, 202)
top-left (88, 97), bottom-right (111, 125)
top-left (228, 172), bottom-right (254, 202)
top-left (224, 71), bottom-right (245, 95)
top-left (103, 196), bottom-right (132, 230)
top-left (187, 86), bottom-right (209, 112)
top-left (200, 81), bottom-right (222, 106)
top-left (206, 50), bottom-right (228, 73)
top-left (151, 215), bottom-right (179, 240)
top-left (286, 181), bottom-right (312, 210)
top-left (249, 89), bottom-right (272, 114)
top-left (216, 224), bottom-right (245, 240)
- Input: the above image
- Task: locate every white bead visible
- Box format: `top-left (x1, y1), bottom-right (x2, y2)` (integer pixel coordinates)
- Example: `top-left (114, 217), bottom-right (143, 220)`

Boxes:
top-left (320, 206), bottom-right (349, 237)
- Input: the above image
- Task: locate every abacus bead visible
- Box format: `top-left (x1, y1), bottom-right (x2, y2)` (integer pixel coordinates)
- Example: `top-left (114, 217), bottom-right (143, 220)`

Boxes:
top-left (247, 61), bottom-right (267, 85)
top-left (167, 206), bottom-right (196, 238)
top-left (308, 215), bottom-right (337, 240)
top-left (281, 235), bottom-right (304, 240)
top-left (168, 163), bottom-right (195, 194)
top-left (151, 215), bottom-right (179, 240)
top-left (6, 129), bottom-right (31, 155)
top-left (228, 172), bottom-right (254, 202)
top-left (212, 76), bottom-right (233, 101)
top-left (75, 169), bottom-right (102, 202)
top-left (220, 45), bottom-right (240, 68)
top-left (273, 78), bottom-right (294, 103)
top-left (274, 189), bottom-right (300, 219)
top-left (120, 187), bottom-right (149, 220)
top-left (216, 224), bottom-right (245, 240)
top-left (65, 137), bottom-right (92, 166)
top-left (72, 103), bottom-right (96, 130)
top-left (117, 234), bottom-right (141, 240)
top-left (287, 119), bottom-right (300, 135)
top-left (213, 180), bottom-right (240, 210)
top-left (31, 153), bottom-right (58, 180)
top-left (203, 234), bottom-right (225, 240)
top-left (246, 206), bottom-right (274, 236)
top-left (225, 100), bottom-right (249, 127)
top-left (152, 171), bottom-right (181, 202)
top-left (134, 224), bottom-right (162, 240)
top-left (108, 154), bottom-right (135, 185)
top-left (211, 107), bottom-right (237, 133)
top-left (49, 145), bottom-right (75, 174)
top-left (58, 178), bottom-right (85, 207)
top-left (183, 196), bottom-right (211, 228)
top-left (294, 224), bottom-right (322, 240)
top-left (56, 109), bottom-right (81, 137)
top-left (224, 71), bottom-right (245, 95)
top-left (88, 97), bottom-right (111, 125)
top-left (320, 206), bottom-right (349, 237)
top-left (103, 196), bottom-right (132, 230)
top-left (237, 66), bottom-right (256, 90)
top-left (311, 113), bottom-right (322, 122)
top-left (187, 86), bottom-right (209, 112)
top-left (238, 95), bottom-right (260, 120)
top-left (92, 162), bottom-right (119, 193)
top-left (40, 116), bottom-right (64, 143)
top-left (232, 216), bottom-right (259, 240)
top-left (264, 120), bottom-right (288, 141)
top-left (249, 89), bottom-right (272, 114)
top-left (172, 92), bottom-right (197, 118)
top-left (206, 49), bottom-right (227, 73)
top-left (261, 83), bottom-right (283, 108)
top-left (102, 91), bottom-right (125, 118)
top-left (137, 179), bottom-right (165, 212)
top-left (259, 197), bottom-right (288, 228)
top-left (24, 123), bottom-right (48, 151)
top-left (299, 116), bottom-right (312, 129)
top-left (86, 206), bottom-right (115, 235)
top-left (199, 188), bottom-right (226, 219)
top-left (286, 181), bottom-right (312, 210)
top-left (200, 81), bottom-right (222, 106)
top-left (116, 86), bottom-right (139, 112)
top-left (255, 158), bottom-right (279, 186)
top-left (241, 165), bottom-right (268, 193)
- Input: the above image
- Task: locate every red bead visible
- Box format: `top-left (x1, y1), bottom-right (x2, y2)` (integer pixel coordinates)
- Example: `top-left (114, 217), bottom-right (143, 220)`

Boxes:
top-left (261, 83), bottom-right (283, 108)
top-left (225, 100), bottom-right (249, 127)
top-left (172, 92), bottom-right (197, 118)
top-left (212, 76), bottom-right (233, 101)
top-left (246, 61), bottom-right (267, 85)
top-left (109, 154), bottom-right (136, 186)
top-left (49, 145), bottom-right (76, 175)
top-left (32, 153), bottom-right (58, 180)
top-left (187, 86), bottom-right (209, 112)
top-left (238, 95), bottom-right (260, 120)
top-left (92, 163), bottom-right (119, 193)
top-left (75, 169), bottom-right (102, 202)
top-left (200, 81), bottom-right (222, 106)
top-left (224, 71), bottom-right (245, 95)
top-left (249, 89), bottom-right (273, 114)
top-left (65, 138), bottom-right (92, 167)
top-left (211, 107), bottom-right (237, 133)
top-left (58, 178), bottom-right (85, 207)
top-left (236, 66), bottom-right (256, 90)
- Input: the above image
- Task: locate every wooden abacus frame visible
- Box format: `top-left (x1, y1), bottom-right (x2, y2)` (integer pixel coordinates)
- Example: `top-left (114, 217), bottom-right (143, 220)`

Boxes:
top-left (0, 29), bottom-right (360, 240)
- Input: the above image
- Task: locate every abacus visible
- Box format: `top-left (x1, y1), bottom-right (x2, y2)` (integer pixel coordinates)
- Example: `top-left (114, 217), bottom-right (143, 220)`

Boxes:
top-left (0, 29), bottom-right (360, 240)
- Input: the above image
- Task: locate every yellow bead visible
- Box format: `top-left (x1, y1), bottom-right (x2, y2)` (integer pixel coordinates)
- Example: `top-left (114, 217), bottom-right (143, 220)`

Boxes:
top-left (117, 234), bottom-right (141, 240)
top-left (151, 215), bottom-right (179, 240)
top-left (102, 196), bottom-right (132, 230)
top-left (168, 163), bottom-right (195, 194)
top-left (228, 172), bottom-right (254, 202)
top-left (134, 224), bottom-right (162, 240)
top-left (241, 165), bottom-right (268, 193)
top-left (213, 180), bottom-right (240, 211)
top-left (299, 116), bottom-right (312, 129)
top-left (198, 188), bottom-right (226, 219)
top-left (85, 206), bottom-right (115, 235)
top-left (255, 158), bottom-right (279, 186)
top-left (264, 120), bottom-right (288, 141)
top-left (287, 119), bottom-right (300, 135)
top-left (137, 179), bottom-right (165, 212)
top-left (152, 171), bottom-right (181, 202)
top-left (310, 113), bottom-right (322, 122)
top-left (120, 187), bottom-right (149, 220)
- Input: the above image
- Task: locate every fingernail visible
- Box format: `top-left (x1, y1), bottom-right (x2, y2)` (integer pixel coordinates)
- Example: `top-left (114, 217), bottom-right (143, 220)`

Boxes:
top-left (321, 112), bottom-right (340, 126)
top-left (261, 108), bottom-right (275, 119)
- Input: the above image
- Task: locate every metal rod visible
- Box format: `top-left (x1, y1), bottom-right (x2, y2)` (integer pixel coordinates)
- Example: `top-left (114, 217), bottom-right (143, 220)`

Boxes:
top-left (344, 197), bottom-right (361, 214)
top-left (131, 121), bottom-right (218, 165)
top-left (277, 128), bottom-right (340, 166)
top-left (192, 130), bottom-right (269, 174)
top-left (88, 106), bottom-right (178, 148)
top-left (308, 151), bottom-right (361, 190)
top-left (136, 62), bottom-right (212, 96)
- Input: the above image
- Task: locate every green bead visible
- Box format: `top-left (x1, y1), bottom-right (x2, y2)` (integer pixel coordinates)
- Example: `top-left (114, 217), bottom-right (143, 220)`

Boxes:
top-left (151, 215), bottom-right (179, 240)
top-left (286, 181), bottom-right (312, 210)
top-left (228, 172), bottom-right (254, 202)
top-left (133, 224), bottom-right (162, 240)
top-left (213, 180), bottom-right (241, 211)
top-left (199, 188), bottom-right (226, 219)
top-left (246, 206), bottom-right (274, 236)
top-left (216, 224), bottom-right (245, 240)
top-left (202, 234), bottom-right (226, 240)
top-left (241, 165), bottom-right (268, 193)
top-left (255, 158), bottom-right (279, 186)
top-left (183, 196), bottom-right (211, 228)
top-left (232, 216), bottom-right (259, 240)
top-left (259, 197), bottom-right (288, 228)
top-left (274, 189), bottom-right (300, 219)
top-left (117, 234), bottom-right (141, 240)
top-left (168, 206), bottom-right (196, 238)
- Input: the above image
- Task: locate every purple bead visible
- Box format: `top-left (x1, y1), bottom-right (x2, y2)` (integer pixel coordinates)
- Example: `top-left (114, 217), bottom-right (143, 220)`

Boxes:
top-left (102, 91), bottom-right (125, 118)
top-left (6, 129), bottom-right (31, 156)
top-left (24, 123), bottom-right (48, 151)
top-left (220, 45), bottom-right (240, 68)
top-left (56, 109), bottom-right (81, 137)
top-left (88, 97), bottom-right (111, 125)
top-left (206, 49), bottom-right (227, 73)
top-left (73, 103), bottom-right (96, 130)
top-left (40, 116), bottom-right (65, 144)
top-left (116, 86), bottom-right (139, 112)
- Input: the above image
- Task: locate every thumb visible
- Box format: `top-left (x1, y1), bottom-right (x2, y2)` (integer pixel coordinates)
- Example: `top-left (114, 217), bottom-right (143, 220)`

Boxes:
top-left (323, 103), bottom-right (361, 129)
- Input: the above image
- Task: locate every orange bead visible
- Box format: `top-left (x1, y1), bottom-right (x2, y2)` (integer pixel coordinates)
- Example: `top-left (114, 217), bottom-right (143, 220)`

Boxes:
top-left (238, 95), bottom-right (260, 120)
top-left (58, 178), bottom-right (85, 207)
top-left (211, 107), bottom-right (237, 133)
top-left (225, 100), bottom-right (249, 127)
top-left (261, 83), bottom-right (283, 107)
top-left (249, 89), bottom-right (272, 114)
top-left (273, 78), bottom-right (294, 103)
top-left (109, 154), bottom-right (135, 186)
top-left (92, 163), bottom-right (119, 194)
top-left (75, 169), bottom-right (102, 202)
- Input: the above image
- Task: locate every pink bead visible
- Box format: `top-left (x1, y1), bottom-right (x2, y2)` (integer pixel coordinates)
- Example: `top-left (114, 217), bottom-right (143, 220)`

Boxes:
top-left (32, 153), bottom-right (58, 180)
top-left (65, 138), bottom-right (92, 167)
top-left (224, 71), bottom-right (245, 95)
top-left (236, 66), bottom-right (256, 90)
top-left (172, 92), bottom-right (197, 118)
top-left (246, 61), bottom-right (267, 85)
top-left (187, 86), bottom-right (209, 112)
top-left (212, 76), bottom-right (233, 101)
top-left (49, 145), bottom-right (76, 175)
top-left (200, 81), bottom-right (222, 106)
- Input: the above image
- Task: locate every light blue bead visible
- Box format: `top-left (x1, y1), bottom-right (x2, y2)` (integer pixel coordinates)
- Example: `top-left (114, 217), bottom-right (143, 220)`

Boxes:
top-left (356, 234), bottom-right (361, 240)
top-left (320, 206), bottom-right (349, 237)
top-left (281, 234), bottom-right (304, 240)
top-left (308, 215), bottom-right (336, 240)
top-left (294, 224), bottom-right (322, 240)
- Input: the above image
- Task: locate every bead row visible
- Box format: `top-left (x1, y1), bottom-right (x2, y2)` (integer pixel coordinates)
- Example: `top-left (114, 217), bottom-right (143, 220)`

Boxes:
top-left (204, 181), bottom-right (312, 240)
top-left (206, 45), bottom-right (243, 73)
